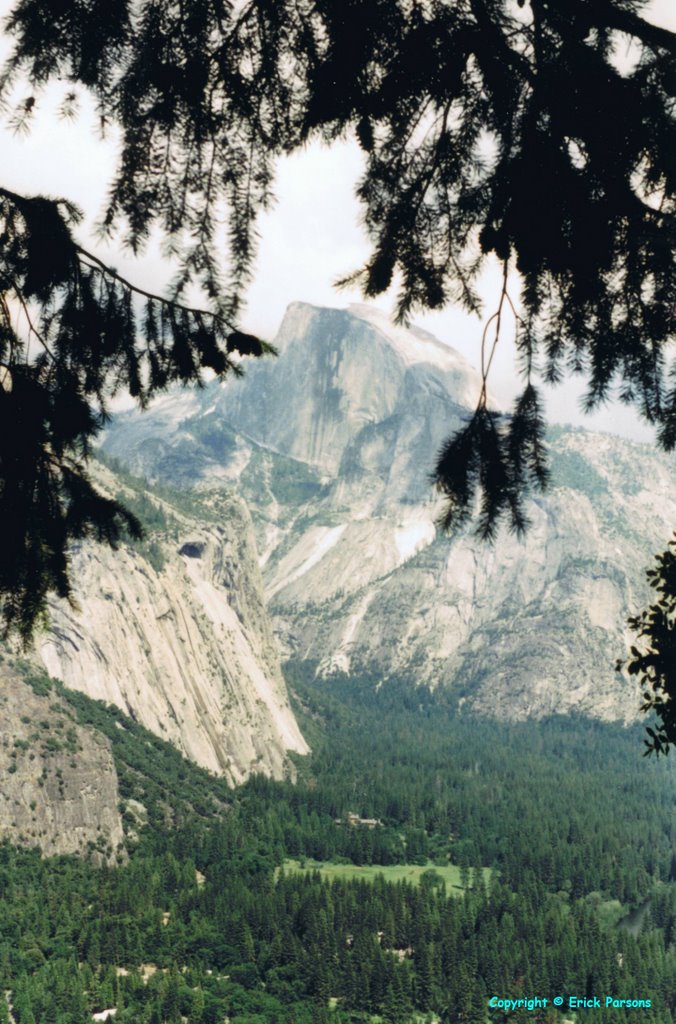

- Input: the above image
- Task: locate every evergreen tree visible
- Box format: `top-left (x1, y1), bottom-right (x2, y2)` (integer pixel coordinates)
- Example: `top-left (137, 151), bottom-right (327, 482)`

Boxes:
top-left (161, 969), bottom-right (182, 1024)
top-left (382, 970), bottom-right (410, 1024)
top-left (188, 986), bottom-right (205, 1024)
top-left (0, 183), bottom-right (272, 641)
top-left (622, 534), bottom-right (676, 751)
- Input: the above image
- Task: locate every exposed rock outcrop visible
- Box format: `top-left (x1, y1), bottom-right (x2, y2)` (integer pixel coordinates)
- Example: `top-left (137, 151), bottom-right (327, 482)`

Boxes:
top-left (0, 672), bottom-right (125, 863)
top-left (37, 477), bottom-right (308, 784)
top-left (102, 302), bottom-right (676, 725)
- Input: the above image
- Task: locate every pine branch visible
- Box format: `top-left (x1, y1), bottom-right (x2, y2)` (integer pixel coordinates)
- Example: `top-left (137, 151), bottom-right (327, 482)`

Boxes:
top-left (76, 246), bottom-right (236, 329)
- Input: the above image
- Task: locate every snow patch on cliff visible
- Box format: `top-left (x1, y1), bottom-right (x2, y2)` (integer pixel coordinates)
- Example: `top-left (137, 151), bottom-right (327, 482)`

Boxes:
top-left (394, 519), bottom-right (436, 563)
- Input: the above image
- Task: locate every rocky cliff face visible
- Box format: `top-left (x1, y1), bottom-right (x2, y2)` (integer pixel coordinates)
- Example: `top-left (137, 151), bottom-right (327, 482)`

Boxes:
top-left (102, 302), bottom-right (676, 725)
top-left (35, 468), bottom-right (308, 784)
top-left (0, 671), bottom-right (125, 863)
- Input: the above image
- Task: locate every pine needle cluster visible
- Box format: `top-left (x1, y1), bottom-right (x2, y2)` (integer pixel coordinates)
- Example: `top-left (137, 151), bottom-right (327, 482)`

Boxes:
top-left (0, 185), bottom-right (271, 640)
top-left (622, 537), bottom-right (676, 753)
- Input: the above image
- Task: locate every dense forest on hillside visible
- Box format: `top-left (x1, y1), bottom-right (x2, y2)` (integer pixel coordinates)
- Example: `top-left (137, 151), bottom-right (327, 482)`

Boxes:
top-left (0, 666), bottom-right (674, 1024)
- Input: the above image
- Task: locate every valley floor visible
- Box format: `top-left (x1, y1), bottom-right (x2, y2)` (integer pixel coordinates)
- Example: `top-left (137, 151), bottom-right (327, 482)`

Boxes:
top-left (0, 663), bottom-right (674, 1024)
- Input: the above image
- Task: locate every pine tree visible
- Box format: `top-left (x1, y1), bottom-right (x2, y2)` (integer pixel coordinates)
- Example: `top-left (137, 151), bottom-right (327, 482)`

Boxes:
top-left (414, 940), bottom-right (437, 1012)
top-left (11, 983), bottom-right (36, 1024)
top-left (188, 986), bottom-right (205, 1024)
top-left (466, 982), bottom-right (488, 1024)
top-left (161, 969), bottom-right (182, 1024)
top-left (382, 970), bottom-right (409, 1024)
top-left (621, 535), bottom-right (676, 751)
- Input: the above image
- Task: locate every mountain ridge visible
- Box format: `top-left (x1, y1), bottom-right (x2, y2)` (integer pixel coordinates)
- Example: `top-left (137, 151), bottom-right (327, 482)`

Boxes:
top-left (102, 302), bottom-right (676, 727)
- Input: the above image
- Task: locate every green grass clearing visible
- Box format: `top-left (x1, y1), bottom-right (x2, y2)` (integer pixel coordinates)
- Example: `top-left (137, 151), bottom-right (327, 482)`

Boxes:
top-left (281, 859), bottom-right (491, 890)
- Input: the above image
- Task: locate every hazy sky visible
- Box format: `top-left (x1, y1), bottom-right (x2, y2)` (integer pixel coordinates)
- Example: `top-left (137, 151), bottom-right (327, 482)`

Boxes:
top-left (0, 1), bottom-right (673, 442)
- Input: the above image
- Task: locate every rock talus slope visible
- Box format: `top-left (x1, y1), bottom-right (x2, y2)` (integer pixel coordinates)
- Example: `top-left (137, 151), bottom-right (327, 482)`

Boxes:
top-left (102, 302), bottom-right (676, 724)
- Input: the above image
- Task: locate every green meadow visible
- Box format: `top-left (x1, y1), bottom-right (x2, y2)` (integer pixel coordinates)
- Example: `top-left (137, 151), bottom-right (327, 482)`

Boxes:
top-left (281, 859), bottom-right (491, 890)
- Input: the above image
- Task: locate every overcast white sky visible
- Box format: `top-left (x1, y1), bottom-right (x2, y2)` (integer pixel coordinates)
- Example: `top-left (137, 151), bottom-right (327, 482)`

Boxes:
top-left (0, 1), bottom-right (673, 442)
